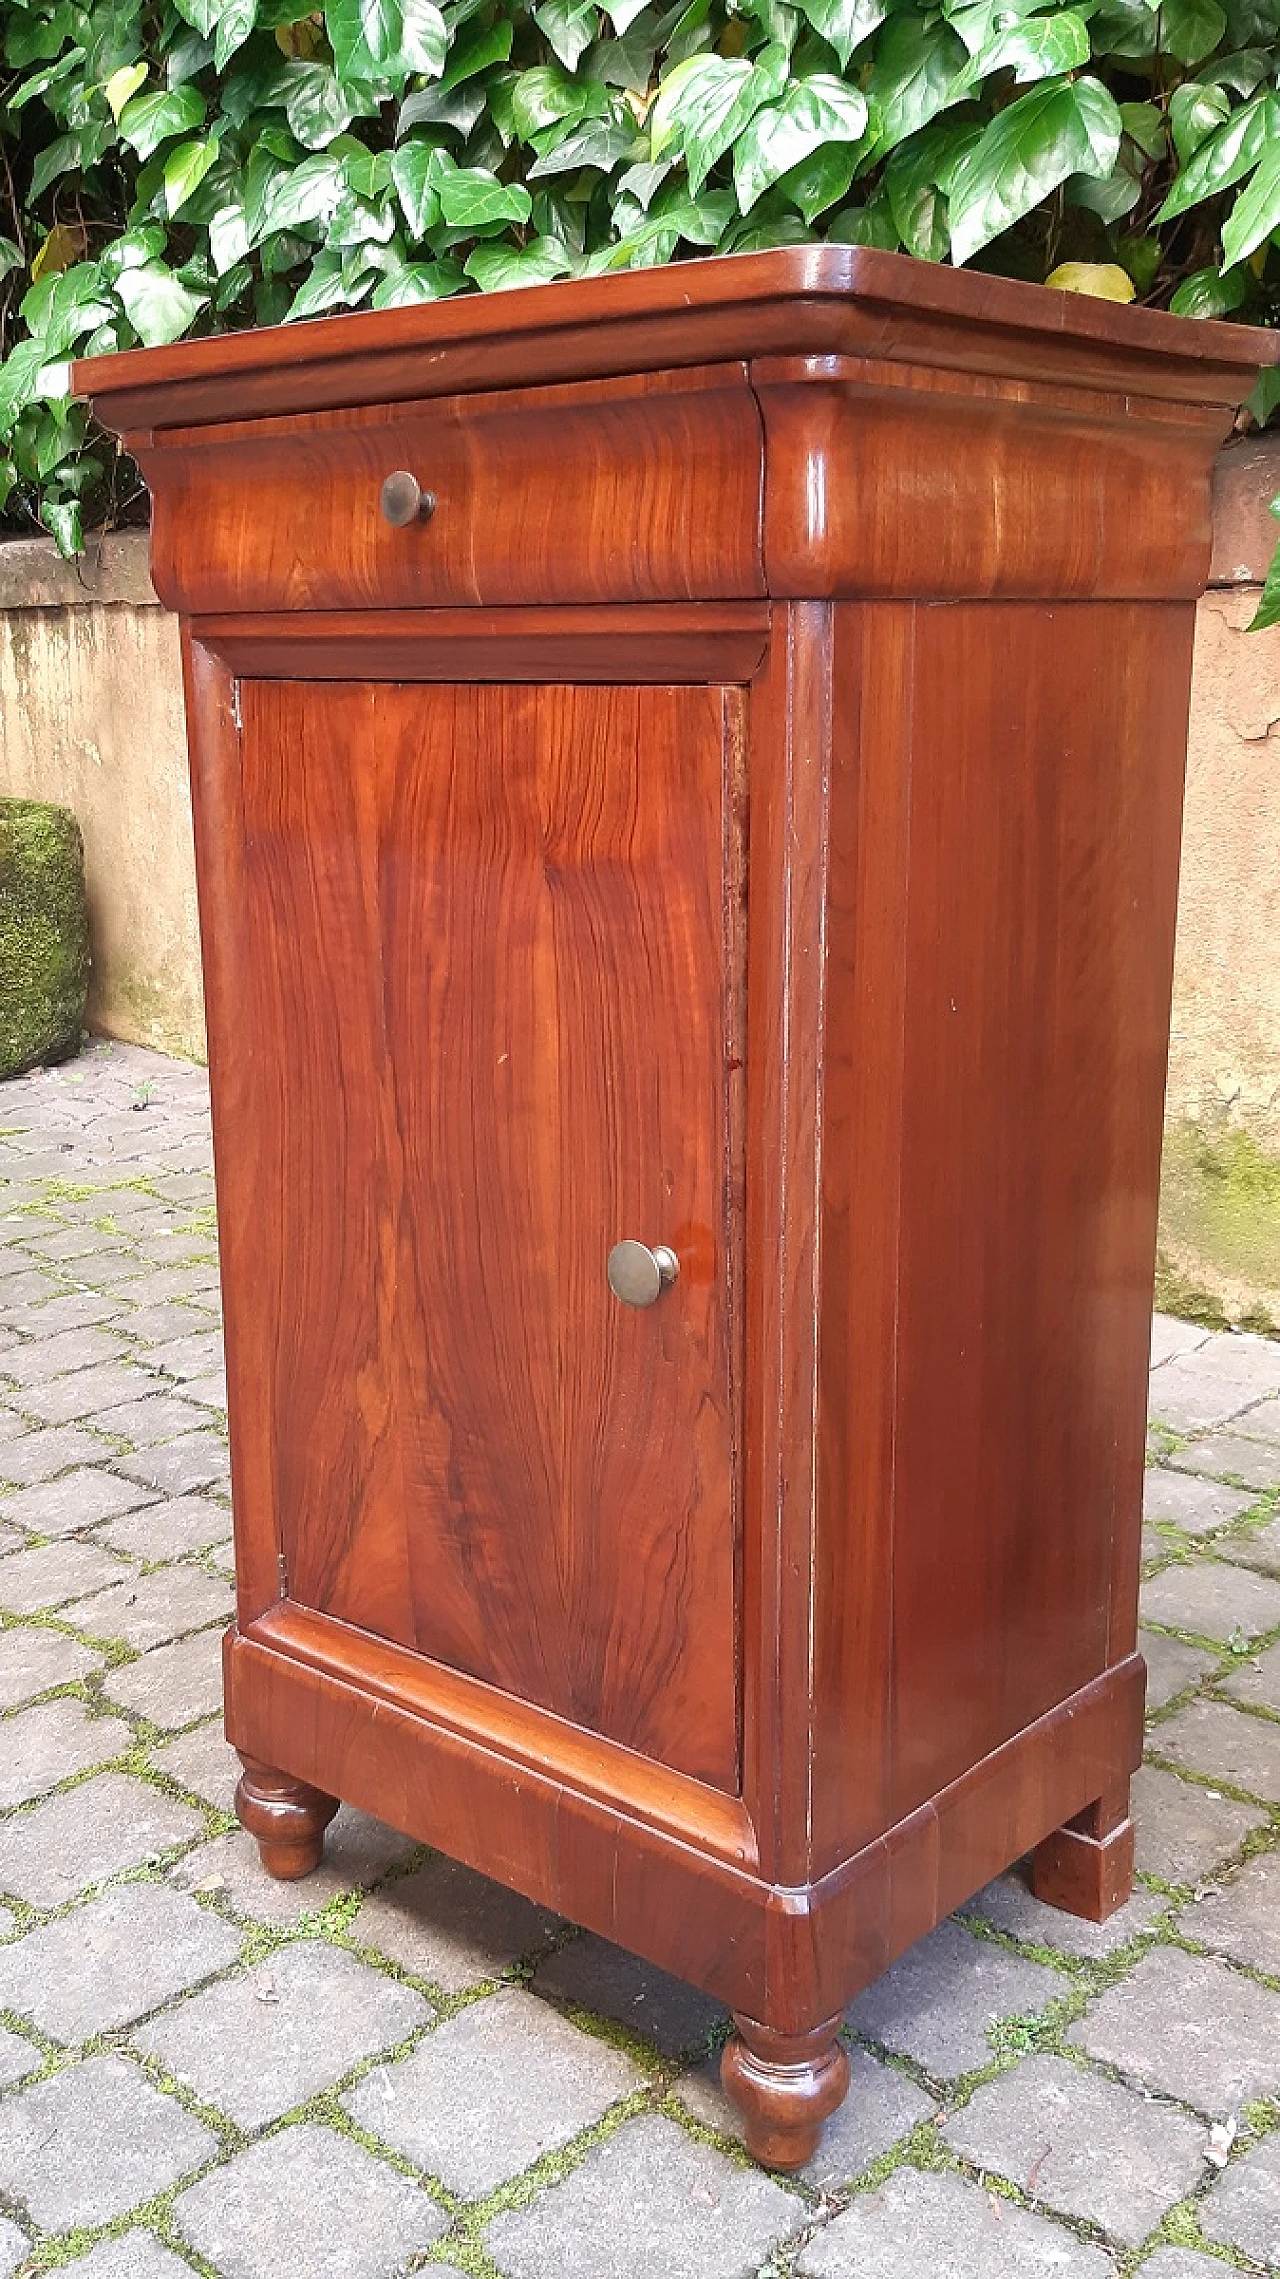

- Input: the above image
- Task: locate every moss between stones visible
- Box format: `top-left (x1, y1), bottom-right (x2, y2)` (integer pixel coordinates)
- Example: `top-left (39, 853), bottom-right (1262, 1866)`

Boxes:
top-left (0, 797), bottom-right (90, 1080)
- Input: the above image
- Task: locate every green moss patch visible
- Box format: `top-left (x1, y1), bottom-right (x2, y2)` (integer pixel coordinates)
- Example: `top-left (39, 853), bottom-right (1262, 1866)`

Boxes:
top-left (0, 797), bottom-right (90, 1081)
top-left (1157, 1121), bottom-right (1280, 1336)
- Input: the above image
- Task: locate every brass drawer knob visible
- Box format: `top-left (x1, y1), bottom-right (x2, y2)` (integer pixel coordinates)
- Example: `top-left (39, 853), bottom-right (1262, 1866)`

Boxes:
top-left (607, 1240), bottom-right (679, 1309)
top-left (380, 470), bottom-right (436, 527)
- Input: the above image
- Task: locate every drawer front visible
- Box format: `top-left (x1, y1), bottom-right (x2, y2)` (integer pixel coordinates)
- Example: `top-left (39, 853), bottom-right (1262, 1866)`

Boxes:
top-left (145, 364), bottom-right (764, 615)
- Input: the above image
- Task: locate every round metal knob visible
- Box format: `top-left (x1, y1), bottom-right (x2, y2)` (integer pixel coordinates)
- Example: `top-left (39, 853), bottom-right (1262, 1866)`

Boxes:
top-left (380, 470), bottom-right (436, 527)
top-left (607, 1240), bottom-right (679, 1309)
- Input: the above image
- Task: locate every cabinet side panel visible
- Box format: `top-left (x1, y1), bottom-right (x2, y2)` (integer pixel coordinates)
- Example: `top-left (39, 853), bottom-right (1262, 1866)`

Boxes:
top-left (812, 600), bottom-right (1191, 1868)
top-left (890, 600), bottom-right (1189, 1826)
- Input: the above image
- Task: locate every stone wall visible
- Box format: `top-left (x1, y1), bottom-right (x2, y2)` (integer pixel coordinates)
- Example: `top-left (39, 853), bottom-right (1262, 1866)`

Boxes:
top-left (0, 533), bottom-right (204, 1062)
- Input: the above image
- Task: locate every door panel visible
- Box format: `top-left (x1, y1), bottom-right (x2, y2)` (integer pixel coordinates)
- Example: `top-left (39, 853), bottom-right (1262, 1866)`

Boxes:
top-left (231, 678), bottom-right (741, 1792)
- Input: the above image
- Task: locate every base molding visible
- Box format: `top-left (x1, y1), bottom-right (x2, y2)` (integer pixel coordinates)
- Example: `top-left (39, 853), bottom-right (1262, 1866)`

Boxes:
top-left (224, 1621), bottom-right (1145, 2027)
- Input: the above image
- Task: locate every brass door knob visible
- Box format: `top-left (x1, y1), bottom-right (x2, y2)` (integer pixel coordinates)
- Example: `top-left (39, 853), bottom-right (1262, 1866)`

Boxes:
top-left (607, 1240), bottom-right (679, 1308)
top-left (380, 470), bottom-right (436, 526)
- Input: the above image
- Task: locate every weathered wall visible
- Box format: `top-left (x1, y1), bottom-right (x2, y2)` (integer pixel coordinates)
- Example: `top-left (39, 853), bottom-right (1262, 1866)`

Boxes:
top-left (0, 533), bottom-right (205, 1061)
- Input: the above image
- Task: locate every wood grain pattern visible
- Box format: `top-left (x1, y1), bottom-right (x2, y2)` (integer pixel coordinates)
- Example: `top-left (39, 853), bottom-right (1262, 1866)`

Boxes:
top-left (220, 674), bottom-right (742, 1792)
top-left (89, 252), bottom-right (1260, 2168)
top-left (143, 366), bottom-right (764, 615)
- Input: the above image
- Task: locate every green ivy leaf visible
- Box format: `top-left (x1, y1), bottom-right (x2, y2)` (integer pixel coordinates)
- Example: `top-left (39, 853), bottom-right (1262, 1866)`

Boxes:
top-left (511, 63), bottom-right (612, 137)
top-left (650, 45), bottom-right (786, 190)
top-left (1222, 133), bottom-right (1280, 261)
top-left (284, 62), bottom-right (374, 144)
top-left (437, 165), bottom-right (534, 224)
top-left (1157, 89), bottom-right (1277, 220)
top-left (327, 0), bottom-right (448, 81)
top-left (164, 134), bottom-right (222, 216)
top-left (1159, 0), bottom-right (1228, 63)
top-left (792, 0), bottom-right (884, 68)
top-left (466, 231), bottom-right (577, 284)
top-left (31, 124), bottom-right (115, 201)
top-left (947, 73), bottom-right (1122, 263)
top-left (1170, 260), bottom-right (1248, 312)
top-left (527, 115), bottom-right (637, 172)
top-left (118, 84), bottom-right (206, 159)
top-left (776, 134), bottom-right (861, 219)
top-left (9, 48), bottom-right (86, 110)
top-left (534, 0), bottom-right (600, 68)
top-left (371, 255), bottom-right (465, 301)
top-left (884, 113), bottom-right (983, 256)
top-left (390, 140), bottom-right (443, 233)
top-left (1169, 79), bottom-right (1231, 161)
top-left (214, 0), bottom-right (259, 70)
top-left (284, 248), bottom-right (360, 316)
top-left (867, 13), bottom-right (968, 154)
top-left (966, 8), bottom-right (1090, 83)
top-left (40, 495), bottom-right (83, 557)
top-left (115, 259), bottom-right (209, 343)
top-left (1247, 494), bottom-right (1280, 628)
top-left (733, 74), bottom-right (869, 212)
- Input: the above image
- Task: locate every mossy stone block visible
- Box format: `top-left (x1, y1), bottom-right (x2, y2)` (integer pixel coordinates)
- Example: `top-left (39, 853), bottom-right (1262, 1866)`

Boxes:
top-left (0, 797), bottom-right (90, 1080)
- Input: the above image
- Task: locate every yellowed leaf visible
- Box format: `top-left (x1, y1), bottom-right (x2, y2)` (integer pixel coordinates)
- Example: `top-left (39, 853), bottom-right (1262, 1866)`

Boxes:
top-left (31, 222), bottom-right (86, 282)
top-left (275, 16), bottom-right (325, 57)
top-left (1045, 262), bottom-right (1135, 303)
top-left (104, 62), bottom-right (147, 119)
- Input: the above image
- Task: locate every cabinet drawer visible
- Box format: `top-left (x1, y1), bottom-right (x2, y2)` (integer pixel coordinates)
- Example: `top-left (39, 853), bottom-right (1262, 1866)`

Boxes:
top-left (145, 363), bottom-right (765, 616)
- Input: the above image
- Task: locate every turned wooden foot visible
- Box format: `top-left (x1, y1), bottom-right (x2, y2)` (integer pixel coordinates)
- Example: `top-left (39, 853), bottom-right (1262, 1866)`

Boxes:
top-left (1031, 1782), bottom-right (1135, 1923)
top-left (720, 2014), bottom-right (851, 2171)
top-left (234, 1754), bottom-right (339, 1880)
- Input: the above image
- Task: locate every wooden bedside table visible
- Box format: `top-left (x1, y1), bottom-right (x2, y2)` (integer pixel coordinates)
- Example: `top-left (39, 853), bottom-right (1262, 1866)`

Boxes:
top-left (75, 247), bottom-right (1274, 2169)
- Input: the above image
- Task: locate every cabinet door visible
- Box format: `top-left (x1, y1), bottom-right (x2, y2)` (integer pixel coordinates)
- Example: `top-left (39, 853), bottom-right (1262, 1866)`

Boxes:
top-left (225, 677), bottom-right (742, 1794)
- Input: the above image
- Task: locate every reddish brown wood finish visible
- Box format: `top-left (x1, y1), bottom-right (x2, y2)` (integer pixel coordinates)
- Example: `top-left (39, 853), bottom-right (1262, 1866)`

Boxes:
top-left (76, 250), bottom-right (1276, 2171)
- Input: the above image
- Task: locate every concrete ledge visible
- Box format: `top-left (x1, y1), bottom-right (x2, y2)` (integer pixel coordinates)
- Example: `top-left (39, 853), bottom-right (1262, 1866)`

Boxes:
top-left (0, 531), bottom-right (158, 611)
top-left (1209, 435), bottom-right (1280, 588)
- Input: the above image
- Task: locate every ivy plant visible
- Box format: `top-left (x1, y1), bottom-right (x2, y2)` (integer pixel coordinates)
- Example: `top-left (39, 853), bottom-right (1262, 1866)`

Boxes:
top-left (2, 0), bottom-right (1279, 557)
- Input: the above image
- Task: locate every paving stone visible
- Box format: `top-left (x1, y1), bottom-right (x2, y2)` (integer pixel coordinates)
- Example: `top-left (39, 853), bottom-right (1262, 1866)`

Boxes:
top-left (0, 1325), bottom-right (128, 1388)
top-left (353, 1854), bottom-right (561, 1992)
top-left (25, 1224), bottom-right (130, 1262)
top-left (153, 1719), bottom-right (239, 1814)
top-left (150, 1333), bottom-right (224, 1384)
top-left (1200, 2129), bottom-right (1280, 2266)
top-left (118, 1303), bottom-right (221, 1348)
top-left (62, 2235), bottom-right (201, 2279)
top-left (1143, 1470), bottom-right (1259, 1534)
top-left (0, 1770), bottom-right (206, 1906)
top-left (0, 1268), bottom-right (63, 1310)
top-left (0, 1522), bottom-right (126, 1613)
top-left (0, 1622), bottom-right (99, 1708)
top-left (93, 1392), bottom-right (215, 1446)
top-left (677, 2042), bottom-right (937, 2189)
top-left (1069, 1946), bottom-right (1280, 2114)
top-left (0, 1465), bottom-right (155, 1539)
top-left (1235, 1394), bottom-right (1280, 1442)
top-left (1, 1290), bottom-right (122, 1337)
top-left (1171, 1435), bottom-right (1280, 1492)
top-left (0, 2026), bottom-right (39, 2090)
top-left (1140, 1560), bottom-right (1280, 1643)
top-left (1217, 1516), bottom-right (1280, 1577)
top-left (795, 2166), bottom-right (1115, 2279)
top-left (173, 2122), bottom-right (446, 2279)
top-left (1132, 1764), bottom-right (1267, 1882)
top-left (1141, 1629), bottom-right (1219, 1712)
top-left (116, 1434), bottom-right (229, 1498)
top-left (495, 2122), bottom-right (801, 2279)
top-left (1181, 1849), bottom-right (1280, 1975)
top-left (0, 2053), bottom-right (217, 2228)
top-left (102, 1625), bottom-right (226, 1729)
top-left (68, 1563), bottom-right (233, 1649)
top-left (844, 1918), bottom-right (1066, 2079)
top-left (962, 1868), bottom-right (1165, 1959)
top-left (69, 1254), bottom-right (156, 1293)
top-left (136, 1941), bottom-right (430, 2128)
top-left (1148, 1335), bottom-right (1280, 1432)
top-left (347, 1985), bottom-right (639, 2196)
top-left (0, 1696), bottom-right (131, 1806)
top-left (0, 1882), bottom-right (241, 2041)
top-left (0, 2221), bottom-right (25, 2279)
top-left (0, 1424), bottom-right (114, 1487)
top-left (1136, 2255), bottom-right (1236, 2279)
top-left (942, 2052), bottom-right (1208, 2245)
top-left (96, 1492), bottom-right (232, 1561)
top-left (1152, 1696), bottom-right (1280, 1801)
top-left (170, 1806), bottom-right (415, 1925)
top-left (182, 1372), bottom-right (227, 1411)
top-left (22, 1358), bottom-right (164, 1425)
top-left (1150, 1317), bottom-right (1213, 1369)
top-left (1220, 1636), bottom-right (1280, 1710)
top-left (533, 1932), bottom-right (727, 2058)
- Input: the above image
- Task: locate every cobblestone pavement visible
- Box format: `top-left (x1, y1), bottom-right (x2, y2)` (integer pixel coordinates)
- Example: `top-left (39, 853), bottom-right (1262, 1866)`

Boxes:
top-left (1, 1041), bottom-right (1279, 2278)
